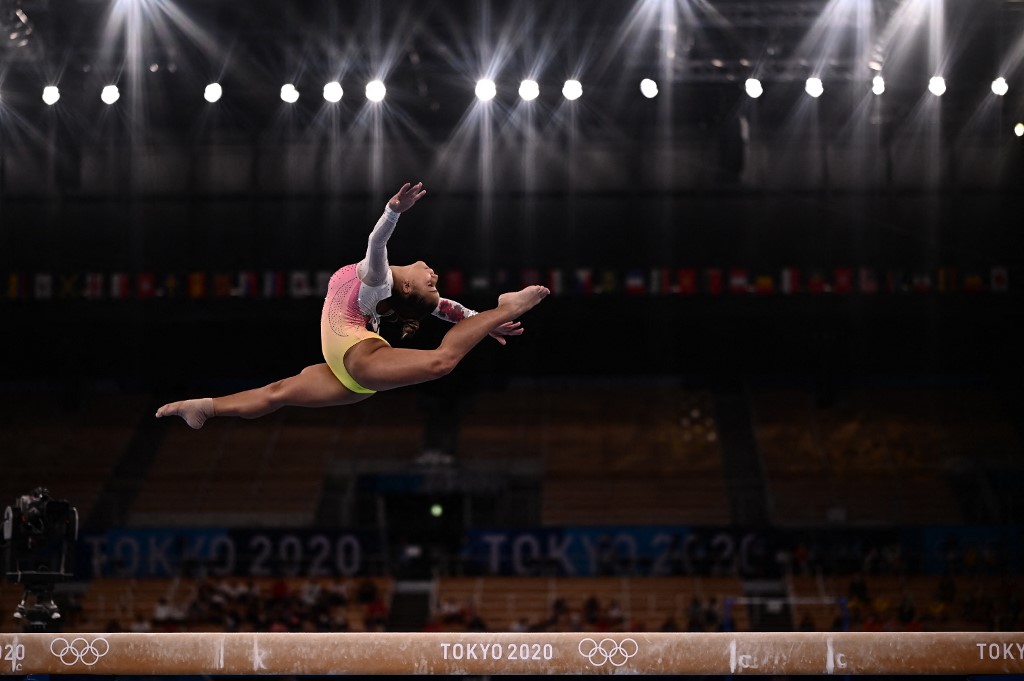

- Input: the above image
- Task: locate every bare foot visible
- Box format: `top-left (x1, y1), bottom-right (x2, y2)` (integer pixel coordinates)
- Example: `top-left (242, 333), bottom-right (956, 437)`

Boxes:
top-left (155, 398), bottom-right (214, 430)
top-left (497, 285), bottom-right (550, 318)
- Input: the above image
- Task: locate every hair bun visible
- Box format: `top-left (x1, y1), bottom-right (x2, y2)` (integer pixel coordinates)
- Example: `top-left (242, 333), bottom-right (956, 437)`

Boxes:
top-left (401, 318), bottom-right (420, 340)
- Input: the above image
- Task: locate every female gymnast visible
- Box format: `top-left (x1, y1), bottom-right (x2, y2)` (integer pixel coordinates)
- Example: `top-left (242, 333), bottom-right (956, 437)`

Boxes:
top-left (155, 182), bottom-right (549, 429)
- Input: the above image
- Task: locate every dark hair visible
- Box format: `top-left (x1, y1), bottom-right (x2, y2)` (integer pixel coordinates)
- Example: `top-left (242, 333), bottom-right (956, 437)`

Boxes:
top-left (384, 290), bottom-right (436, 339)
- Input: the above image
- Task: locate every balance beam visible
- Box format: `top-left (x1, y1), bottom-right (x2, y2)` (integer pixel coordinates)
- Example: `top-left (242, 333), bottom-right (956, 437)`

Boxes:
top-left (2, 631), bottom-right (1023, 675)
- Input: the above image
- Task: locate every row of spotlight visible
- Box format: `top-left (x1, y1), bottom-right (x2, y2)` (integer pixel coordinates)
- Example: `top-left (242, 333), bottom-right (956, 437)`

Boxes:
top-left (29, 75), bottom-right (1015, 107)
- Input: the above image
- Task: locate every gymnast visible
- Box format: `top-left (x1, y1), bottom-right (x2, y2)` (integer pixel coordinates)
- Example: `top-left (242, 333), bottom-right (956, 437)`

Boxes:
top-left (156, 182), bottom-right (549, 429)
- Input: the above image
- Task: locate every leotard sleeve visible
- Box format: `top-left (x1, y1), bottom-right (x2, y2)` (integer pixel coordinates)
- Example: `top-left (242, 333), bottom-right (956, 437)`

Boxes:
top-left (356, 205), bottom-right (400, 287)
top-left (432, 298), bottom-right (479, 324)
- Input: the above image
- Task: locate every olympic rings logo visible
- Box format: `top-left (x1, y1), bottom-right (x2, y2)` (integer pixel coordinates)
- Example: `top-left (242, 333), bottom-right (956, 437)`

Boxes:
top-left (49, 637), bottom-right (110, 666)
top-left (577, 637), bottom-right (639, 667)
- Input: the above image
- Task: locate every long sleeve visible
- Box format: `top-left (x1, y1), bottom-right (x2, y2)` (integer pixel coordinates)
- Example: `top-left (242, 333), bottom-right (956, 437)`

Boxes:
top-left (432, 297), bottom-right (478, 324)
top-left (356, 205), bottom-right (400, 287)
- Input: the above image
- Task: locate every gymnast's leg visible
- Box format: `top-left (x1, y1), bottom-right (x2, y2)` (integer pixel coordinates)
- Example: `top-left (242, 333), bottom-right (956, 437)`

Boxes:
top-left (346, 285), bottom-right (549, 392)
top-left (155, 363), bottom-right (369, 429)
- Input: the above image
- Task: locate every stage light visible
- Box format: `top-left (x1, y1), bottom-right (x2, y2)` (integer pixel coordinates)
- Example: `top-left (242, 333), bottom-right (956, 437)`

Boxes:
top-left (991, 77), bottom-right (1008, 97)
top-left (366, 80), bottom-right (386, 102)
top-left (280, 84), bottom-right (299, 103)
top-left (518, 79), bottom-right (539, 101)
top-left (805, 77), bottom-right (824, 98)
top-left (100, 85), bottom-right (119, 105)
top-left (1015, 123), bottom-right (1024, 138)
top-left (872, 76), bottom-right (885, 96)
top-left (323, 81), bottom-right (343, 102)
top-left (639, 78), bottom-right (658, 98)
top-left (744, 78), bottom-right (763, 99)
top-left (928, 76), bottom-right (946, 97)
top-left (475, 78), bottom-right (496, 102)
top-left (430, 503), bottom-right (443, 518)
top-left (41, 85), bottom-right (59, 105)
top-left (204, 83), bottom-right (222, 103)
top-left (562, 79), bottom-right (582, 101)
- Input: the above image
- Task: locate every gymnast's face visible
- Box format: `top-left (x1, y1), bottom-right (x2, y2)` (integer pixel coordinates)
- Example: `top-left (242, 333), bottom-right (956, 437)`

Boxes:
top-left (406, 261), bottom-right (441, 308)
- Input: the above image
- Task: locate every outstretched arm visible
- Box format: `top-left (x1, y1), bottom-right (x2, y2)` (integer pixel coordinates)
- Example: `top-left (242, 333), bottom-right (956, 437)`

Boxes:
top-left (356, 182), bottom-right (427, 286)
top-left (433, 298), bottom-right (524, 345)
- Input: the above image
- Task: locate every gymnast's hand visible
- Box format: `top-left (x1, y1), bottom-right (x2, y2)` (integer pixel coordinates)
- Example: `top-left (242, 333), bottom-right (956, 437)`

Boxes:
top-left (389, 182), bottom-right (427, 213)
top-left (488, 321), bottom-right (523, 346)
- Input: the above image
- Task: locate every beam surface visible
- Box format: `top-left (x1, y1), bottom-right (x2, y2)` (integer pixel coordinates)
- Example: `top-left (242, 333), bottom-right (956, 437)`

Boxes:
top-left (1, 631), bottom-right (1023, 675)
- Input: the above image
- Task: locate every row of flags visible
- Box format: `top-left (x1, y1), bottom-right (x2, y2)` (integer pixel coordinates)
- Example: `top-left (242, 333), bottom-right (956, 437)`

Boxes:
top-left (2, 266), bottom-right (1011, 302)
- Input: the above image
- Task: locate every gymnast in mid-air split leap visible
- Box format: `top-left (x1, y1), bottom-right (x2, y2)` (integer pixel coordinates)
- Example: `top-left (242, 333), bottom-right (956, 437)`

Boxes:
top-left (156, 182), bottom-right (549, 429)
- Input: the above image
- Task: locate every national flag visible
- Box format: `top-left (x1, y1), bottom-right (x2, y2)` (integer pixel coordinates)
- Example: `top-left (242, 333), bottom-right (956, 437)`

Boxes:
top-left (963, 273), bottom-right (984, 293)
top-left (806, 271), bottom-right (828, 294)
top-left (442, 270), bottom-right (465, 297)
top-left (598, 269), bottom-right (618, 294)
top-left (84, 273), bottom-right (104, 300)
top-left (624, 270), bottom-right (646, 296)
top-left (161, 274), bottom-right (181, 298)
top-left (754, 274), bottom-right (775, 295)
top-left (289, 271), bottom-right (312, 298)
top-left (136, 273), bottom-right (156, 299)
top-left (991, 266), bottom-right (1008, 293)
top-left (911, 272), bottom-right (932, 294)
top-left (648, 268), bottom-right (664, 295)
top-left (213, 273), bottom-right (233, 298)
top-left (885, 270), bottom-right (907, 294)
top-left (262, 271), bottom-right (284, 299)
top-left (110, 273), bottom-right (130, 300)
top-left (833, 267), bottom-right (853, 295)
top-left (547, 269), bottom-right (563, 295)
top-left (936, 267), bottom-right (958, 294)
top-left (574, 269), bottom-right (593, 295)
top-left (315, 271), bottom-right (332, 297)
top-left (704, 268), bottom-right (723, 295)
top-left (33, 274), bottom-right (53, 300)
top-left (858, 268), bottom-right (878, 294)
top-left (236, 271), bottom-right (259, 298)
top-left (187, 272), bottom-right (207, 299)
top-left (780, 268), bottom-right (801, 295)
top-left (678, 268), bottom-right (697, 295)
top-left (728, 267), bottom-right (749, 294)
top-left (59, 274), bottom-right (80, 299)
top-left (470, 272), bottom-right (491, 291)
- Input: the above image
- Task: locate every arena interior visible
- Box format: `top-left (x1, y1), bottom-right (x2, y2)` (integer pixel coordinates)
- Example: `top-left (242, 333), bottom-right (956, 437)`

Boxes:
top-left (1, 0), bottom-right (1023, 678)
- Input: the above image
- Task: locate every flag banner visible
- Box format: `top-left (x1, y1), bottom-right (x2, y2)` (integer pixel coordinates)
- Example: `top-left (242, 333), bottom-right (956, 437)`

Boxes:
top-left (209, 273), bottom-right (232, 299)
top-left (598, 269), bottom-right (618, 294)
top-left (315, 271), bottom-right (332, 297)
top-left (624, 270), bottom-right (646, 296)
top-left (33, 273), bottom-right (53, 300)
top-left (704, 268), bottom-right (723, 295)
top-left (548, 269), bottom-right (563, 295)
top-left (84, 272), bottom-right (104, 300)
top-left (110, 273), bottom-right (130, 300)
top-left (754, 274), bottom-right (775, 295)
top-left (858, 268), bottom-right (878, 294)
top-left (678, 268), bottom-right (697, 295)
top-left (911, 272), bottom-right (933, 294)
top-left (186, 272), bottom-right (207, 300)
top-left (235, 271), bottom-right (259, 298)
top-left (289, 271), bottom-right (312, 299)
top-left (728, 267), bottom-right (750, 294)
top-left (262, 271), bottom-right (284, 299)
top-left (833, 267), bottom-right (853, 295)
top-left (806, 271), bottom-right (828, 294)
top-left (781, 268), bottom-right (801, 295)
top-left (574, 269), bottom-right (593, 295)
top-left (442, 270), bottom-right (465, 297)
top-left (0, 266), bottom-right (1013, 302)
top-left (991, 266), bottom-right (1008, 293)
